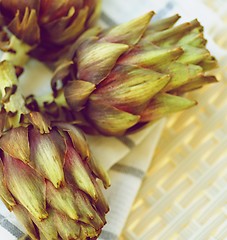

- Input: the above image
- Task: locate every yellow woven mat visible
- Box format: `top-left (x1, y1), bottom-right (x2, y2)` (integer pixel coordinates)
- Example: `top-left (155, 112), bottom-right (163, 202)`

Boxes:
top-left (121, 70), bottom-right (227, 239)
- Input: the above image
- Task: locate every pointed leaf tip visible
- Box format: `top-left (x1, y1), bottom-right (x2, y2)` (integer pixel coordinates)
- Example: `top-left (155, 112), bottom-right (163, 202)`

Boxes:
top-left (13, 205), bottom-right (39, 240)
top-left (64, 143), bottom-right (98, 200)
top-left (27, 112), bottom-right (51, 134)
top-left (54, 211), bottom-right (80, 239)
top-left (89, 154), bottom-right (110, 189)
top-left (141, 93), bottom-right (197, 122)
top-left (86, 101), bottom-right (140, 136)
top-left (0, 159), bottom-right (16, 209)
top-left (0, 127), bottom-right (30, 163)
top-left (101, 11), bottom-right (155, 45)
top-left (55, 123), bottom-right (90, 161)
top-left (64, 80), bottom-right (95, 111)
top-left (77, 39), bottom-right (128, 85)
top-left (29, 128), bottom-right (65, 188)
top-left (3, 153), bottom-right (48, 221)
top-left (46, 181), bottom-right (79, 221)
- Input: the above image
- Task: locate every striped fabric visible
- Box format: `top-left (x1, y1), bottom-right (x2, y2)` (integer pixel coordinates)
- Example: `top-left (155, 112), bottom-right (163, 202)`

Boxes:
top-left (0, 214), bottom-right (24, 239)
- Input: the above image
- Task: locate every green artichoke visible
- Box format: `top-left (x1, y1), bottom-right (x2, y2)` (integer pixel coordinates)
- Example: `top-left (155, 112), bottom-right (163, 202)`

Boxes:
top-left (0, 60), bottom-right (110, 240)
top-left (31, 12), bottom-right (218, 136)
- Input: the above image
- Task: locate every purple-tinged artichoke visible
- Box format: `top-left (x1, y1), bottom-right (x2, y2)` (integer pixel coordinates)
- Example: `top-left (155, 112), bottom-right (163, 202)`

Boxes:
top-left (0, 0), bottom-right (101, 62)
top-left (0, 60), bottom-right (110, 240)
top-left (32, 12), bottom-right (218, 136)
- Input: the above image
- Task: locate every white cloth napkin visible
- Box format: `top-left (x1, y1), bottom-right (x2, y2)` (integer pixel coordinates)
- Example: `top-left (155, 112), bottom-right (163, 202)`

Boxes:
top-left (1, 0), bottom-right (226, 239)
top-left (97, 120), bottom-right (165, 240)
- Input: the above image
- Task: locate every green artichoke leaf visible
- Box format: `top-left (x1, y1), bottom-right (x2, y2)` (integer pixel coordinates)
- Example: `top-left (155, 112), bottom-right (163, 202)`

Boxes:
top-left (89, 154), bottom-right (111, 189)
top-left (77, 39), bottom-right (129, 85)
top-left (161, 62), bottom-right (203, 91)
top-left (172, 75), bottom-right (218, 93)
top-left (13, 205), bottom-right (39, 240)
top-left (178, 28), bottom-right (207, 47)
top-left (91, 175), bottom-right (110, 213)
top-left (0, 158), bottom-right (16, 209)
top-left (30, 209), bottom-right (58, 240)
top-left (145, 19), bottom-right (201, 46)
top-left (86, 100), bottom-right (140, 136)
top-left (199, 56), bottom-right (218, 71)
top-left (29, 128), bottom-right (66, 188)
top-left (90, 65), bottom-right (170, 114)
top-left (119, 45), bottom-right (184, 68)
top-left (147, 14), bottom-right (181, 32)
top-left (73, 190), bottom-right (104, 230)
top-left (26, 112), bottom-right (51, 134)
top-left (55, 123), bottom-right (111, 188)
top-left (53, 210), bottom-right (80, 240)
top-left (64, 143), bottom-right (98, 200)
top-left (3, 153), bottom-right (48, 221)
top-left (46, 181), bottom-right (79, 220)
top-left (55, 122), bottom-right (91, 161)
top-left (178, 45), bottom-right (210, 65)
top-left (64, 80), bottom-right (95, 111)
top-left (141, 93), bottom-right (197, 122)
top-left (101, 11), bottom-right (154, 45)
top-left (80, 223), bottom-right (99, 239)
top-left (0, 127), bottom-right (30, 163)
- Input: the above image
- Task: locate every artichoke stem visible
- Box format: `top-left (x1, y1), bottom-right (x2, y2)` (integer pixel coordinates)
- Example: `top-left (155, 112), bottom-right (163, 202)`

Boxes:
top-left (1, 35), bottom-right (32, 67)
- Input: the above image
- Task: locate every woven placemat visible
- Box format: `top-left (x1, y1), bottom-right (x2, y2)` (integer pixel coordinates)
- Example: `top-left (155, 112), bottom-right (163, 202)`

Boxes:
top-left (121, 82), bottom-right (227, 240)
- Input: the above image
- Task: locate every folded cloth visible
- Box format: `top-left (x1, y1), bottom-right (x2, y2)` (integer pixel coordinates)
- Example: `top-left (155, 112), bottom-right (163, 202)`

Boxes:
top-left (98, 120), bottom-right (165, 240)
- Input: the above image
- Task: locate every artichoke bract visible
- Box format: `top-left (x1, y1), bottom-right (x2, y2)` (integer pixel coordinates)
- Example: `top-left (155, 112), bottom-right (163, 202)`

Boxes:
top-left (0, 0), bottom-right (101, 61)
top-left (58, 12), bottom-right (217, 136)
top-left (0, 61), bottom-right (110, 240)
top-left (0, 117), bottom-right (109, 240)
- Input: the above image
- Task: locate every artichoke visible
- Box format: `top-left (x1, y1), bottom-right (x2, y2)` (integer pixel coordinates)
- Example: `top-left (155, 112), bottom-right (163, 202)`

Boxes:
top-left (36, 12), bottom-right (217, 136)
top-left (0, 0), bottom-right (101, 62)
top-left (0, 60), bottom-right (110, 240)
